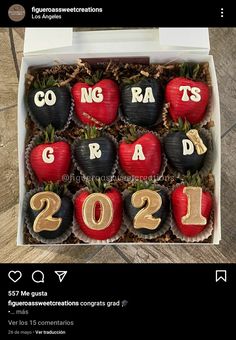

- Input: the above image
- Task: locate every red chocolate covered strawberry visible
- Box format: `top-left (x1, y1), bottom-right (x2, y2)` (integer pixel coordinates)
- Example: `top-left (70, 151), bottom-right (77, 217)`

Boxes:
top-left (119, 127), bottom-right (162, 179)
top-left (165, 63), bottom-right (209, 124)
top-left (75, 180), bottom-right (123, 240)
top-left (29, 126), bottom-right (71, 183)
top-left (72, 72), bottom-right (119, 127)
top-left (171, 173), bottom-right (212, 237)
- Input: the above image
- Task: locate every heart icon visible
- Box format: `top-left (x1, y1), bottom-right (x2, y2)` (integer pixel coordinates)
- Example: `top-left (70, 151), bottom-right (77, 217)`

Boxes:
top-left (8, 271), bottom-right (22, 283)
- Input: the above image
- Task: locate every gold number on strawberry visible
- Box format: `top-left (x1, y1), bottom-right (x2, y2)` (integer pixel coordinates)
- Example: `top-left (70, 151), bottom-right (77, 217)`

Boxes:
top-left (124, 182), bottom-right (170, 235)
top-left (28, 126), bottom-right (71, 183)
top-left (30, 191), bottom-right (62, 233)
top-left (171, 173), bottom-right (212, 238)
top-left (28, 76), bottom-right (71, 130)
top-left (27, 184), bottom-right (74, 241)
top-left (118, 127), bottom-right (162, 179)
top-left (73, 127), bottom-right (117, 178)
top-left (72, 72), bottom-right (120, 127)
top-left (74, 180), bottom-right (123, 241)
top-left (165, 63), bottom-right (209, 124)
top-left (121, 77), bottom-right (164, 127)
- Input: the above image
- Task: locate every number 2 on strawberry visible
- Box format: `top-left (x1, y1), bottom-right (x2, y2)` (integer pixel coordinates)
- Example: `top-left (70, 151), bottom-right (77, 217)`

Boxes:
top-left (131, 189), bottom-right (162, 230)
top-left (124, 186), bottom-right (170, 235)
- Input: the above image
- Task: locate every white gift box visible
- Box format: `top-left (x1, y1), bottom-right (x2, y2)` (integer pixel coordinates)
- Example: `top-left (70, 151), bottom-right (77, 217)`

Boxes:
top-left (17, 28), bottom-right (221, 245)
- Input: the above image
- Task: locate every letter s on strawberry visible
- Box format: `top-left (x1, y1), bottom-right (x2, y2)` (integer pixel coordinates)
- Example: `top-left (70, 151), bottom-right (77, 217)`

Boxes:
top-left (165, 77), bottom-right (209, 124)
top-left (72, 79), bottom-right (120, 127)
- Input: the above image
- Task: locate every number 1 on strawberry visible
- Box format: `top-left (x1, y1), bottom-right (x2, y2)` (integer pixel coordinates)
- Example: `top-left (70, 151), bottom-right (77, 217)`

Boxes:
top-left (181, 187), bottom-right (207, 225)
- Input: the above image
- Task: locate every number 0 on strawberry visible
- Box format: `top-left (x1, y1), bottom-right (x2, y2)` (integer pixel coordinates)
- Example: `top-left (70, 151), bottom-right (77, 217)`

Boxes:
top-left (74, 181), bottom-right (123, 241)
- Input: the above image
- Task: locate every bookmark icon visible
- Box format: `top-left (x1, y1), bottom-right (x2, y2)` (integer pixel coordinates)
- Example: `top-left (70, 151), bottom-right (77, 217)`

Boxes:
top-left (54, 271), bottom-right (67, 283)
top-left (215, 270), bottom-right (227, 283)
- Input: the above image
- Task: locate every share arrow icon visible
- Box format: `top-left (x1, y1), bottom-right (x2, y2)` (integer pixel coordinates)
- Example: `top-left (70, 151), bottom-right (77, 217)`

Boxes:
top-left (54, 271), bottom-right (67, 283)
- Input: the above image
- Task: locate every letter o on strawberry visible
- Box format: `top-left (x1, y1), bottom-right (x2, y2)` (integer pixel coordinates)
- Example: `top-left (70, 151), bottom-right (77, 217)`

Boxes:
top-left (28, 86), bottom-right (71, 130)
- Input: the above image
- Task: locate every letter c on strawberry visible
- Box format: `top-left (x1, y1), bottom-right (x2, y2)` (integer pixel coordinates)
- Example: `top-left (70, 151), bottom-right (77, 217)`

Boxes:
top-left (34, 90), bottom-right (56, 107)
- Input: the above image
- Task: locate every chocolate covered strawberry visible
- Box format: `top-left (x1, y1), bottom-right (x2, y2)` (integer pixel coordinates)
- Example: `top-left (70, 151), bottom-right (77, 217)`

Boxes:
top-left (171, 174), bottom-right (212, 237)
top-left (27, 184), bottom-right (73, 240)
top-left (73, 127), bottom-right (117, 178)
top-left (29, 126), bottom-right (71, 183)
top-left (124, 182), bottom-right (169, 235)
top-left (165, 64), bottom-right (209, 124)
top-left (119, 127), bottom-right (162, 179)
top-left (164, 119), bottom-right (208, 174)
top-left (121, 78), bottom-right (164, 127)
top-left (72, 74), bottom-right (119, 127)
top-left (75, 180), bottom-right (123, 240)
top-left (28, 76), bottom-right (71, 130)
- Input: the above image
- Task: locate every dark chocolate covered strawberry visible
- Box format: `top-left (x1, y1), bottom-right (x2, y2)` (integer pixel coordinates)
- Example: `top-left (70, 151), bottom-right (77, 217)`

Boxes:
top-left (28, 76), bottom-right (71, 130)
top-left (164, 119), bottom-right (208, 174)
top-left (73, 127), bottom-right (117, 178)
top-left (27, 184), bottom-right (73, 240)
top-left (29, 126), bottom-right (71, 183)
top-left (165, 64), bottom-right (209, 124)
top-left (118, 127), bottom-right (162, 179)
top-left (121, 78), bottom-right (164, 127)
top-left (72, 73), bottom-right (119, 127)
top-left (124, 182), bottom-right (169, 235)
top-left (75, 180), bottom-right (123, 240)
top-left (171, 174), bottom-right (212, 237)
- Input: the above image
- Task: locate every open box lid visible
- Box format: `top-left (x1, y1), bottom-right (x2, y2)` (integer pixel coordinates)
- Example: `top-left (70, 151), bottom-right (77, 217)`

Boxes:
top-left (24, 28), bottom-right (210, 55)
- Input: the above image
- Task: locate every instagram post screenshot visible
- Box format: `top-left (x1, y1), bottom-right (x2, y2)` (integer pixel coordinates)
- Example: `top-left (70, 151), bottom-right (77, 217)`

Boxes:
top-left (0, 0), bottom-right (235, 336)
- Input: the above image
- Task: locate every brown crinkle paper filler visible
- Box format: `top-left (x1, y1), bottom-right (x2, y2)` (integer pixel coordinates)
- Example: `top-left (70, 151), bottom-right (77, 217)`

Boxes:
top-left (24, 59), bottom-right (214, 244)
